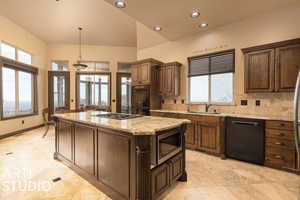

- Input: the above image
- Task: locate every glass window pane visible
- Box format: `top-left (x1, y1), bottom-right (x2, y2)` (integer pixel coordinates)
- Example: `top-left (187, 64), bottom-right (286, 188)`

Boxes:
top-left (95, 84), bottom-right (99, 105)
top-left (2, 67), bottom-right (16, 117)
top-left (80, 82), bottom-right (87, 105)
top-left (1, 43), bottom-right (16, 60)
top-left (52, 61), bottom-right (68, 71)
top-left (190, 76), bottom-right (209, 103)
top-left (100, 84), bottom-right (108, 106)
top-left (18, 50), bottom-right (32, 65)
top-left (211, 73), bottom-right (233, 103)
top-left (19, 71), bottom-right (33, 113)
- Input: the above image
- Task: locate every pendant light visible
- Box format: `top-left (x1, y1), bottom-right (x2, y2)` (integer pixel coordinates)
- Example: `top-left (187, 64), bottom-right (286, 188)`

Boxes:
top-left (73, 27), bottom-right (88, 70)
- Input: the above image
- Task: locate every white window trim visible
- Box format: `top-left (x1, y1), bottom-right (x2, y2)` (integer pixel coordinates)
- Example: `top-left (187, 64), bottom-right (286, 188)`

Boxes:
top-left (0, 41), bottom-right (33, 65)
top-left (51, 60), bottom-right (69, 71)
top-left (187, 72), bottom-right (236, 106)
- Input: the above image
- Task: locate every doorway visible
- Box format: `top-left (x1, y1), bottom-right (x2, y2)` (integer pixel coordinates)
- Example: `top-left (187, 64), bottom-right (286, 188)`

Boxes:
top-left (48, 71), bottom-right (70, 118)
top-left (116, 73), bottom-right (131, 113)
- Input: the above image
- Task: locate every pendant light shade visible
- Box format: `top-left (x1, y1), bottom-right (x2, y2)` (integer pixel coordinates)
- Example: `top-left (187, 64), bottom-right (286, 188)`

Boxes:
top-left (73, 27), bottom-right (88, 70)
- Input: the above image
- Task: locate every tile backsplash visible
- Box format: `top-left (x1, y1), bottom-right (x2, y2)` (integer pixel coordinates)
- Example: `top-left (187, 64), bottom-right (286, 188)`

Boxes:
top-left (161, 92), bottom-right (293, 117)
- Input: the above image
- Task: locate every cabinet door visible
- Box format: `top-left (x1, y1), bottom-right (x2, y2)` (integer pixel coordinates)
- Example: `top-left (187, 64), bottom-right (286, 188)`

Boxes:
top-left (74, 124), bottom-right (95, 176)
top-left (159, 67), bottom-right (165, 94)
top-left (185, 122), bottom-right (196, 149)
top-left (165, 67), bottom-right (173, 95)
top-left (245, 49), bottom-right (275, 93)
top-left (275, 44), bottom-right (300, 92)
top-left (131, 64), bottom-right (139, 85)
top-left (140, 63), bottom-right (151, 84)
top-left (151, 163), bottom-right (170, 199)
top-left (169, 153), bottom-right (183, 183)
top-left (57, 120), bottom-right (73, 162)
top-left (200, 124), bottom-right (219, 153)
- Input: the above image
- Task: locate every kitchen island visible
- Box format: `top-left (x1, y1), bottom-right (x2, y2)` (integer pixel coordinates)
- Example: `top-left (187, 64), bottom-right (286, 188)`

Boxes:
top-left (53, 111), bottom-right (189, 200)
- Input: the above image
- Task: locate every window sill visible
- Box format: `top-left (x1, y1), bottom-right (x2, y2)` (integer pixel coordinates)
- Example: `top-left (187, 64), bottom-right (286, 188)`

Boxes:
top-left (1, 112), bottom-right (39, 121)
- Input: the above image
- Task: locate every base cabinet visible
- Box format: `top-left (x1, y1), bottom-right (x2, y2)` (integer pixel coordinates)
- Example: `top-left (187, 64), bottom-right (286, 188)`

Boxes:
top-left (151, 153), bottom-right (183, 199)
top-left (150, 111), bottom-right (224, 156)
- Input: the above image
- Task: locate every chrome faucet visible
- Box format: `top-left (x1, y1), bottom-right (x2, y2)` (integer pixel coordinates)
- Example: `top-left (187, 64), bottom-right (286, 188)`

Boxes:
top-left (205, 104), bottom-right (212, 112)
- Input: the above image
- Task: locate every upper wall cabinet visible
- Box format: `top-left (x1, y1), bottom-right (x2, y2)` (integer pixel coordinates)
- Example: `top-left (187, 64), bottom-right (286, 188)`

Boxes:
top-left (159, 62), bottom-right (181, 97)
top-left (243, 38), bottom-right (300, 93)
top-left (131, 59), bottom-right (163, 86)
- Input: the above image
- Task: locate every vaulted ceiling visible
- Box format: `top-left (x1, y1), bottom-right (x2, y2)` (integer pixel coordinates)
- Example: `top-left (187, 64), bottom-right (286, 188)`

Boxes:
top-left (0, 0), bottom-right (137, 46)
top-left (0, 0), bottom-right (299, 47)
top-left (104, 0), bottom-right (299, 40)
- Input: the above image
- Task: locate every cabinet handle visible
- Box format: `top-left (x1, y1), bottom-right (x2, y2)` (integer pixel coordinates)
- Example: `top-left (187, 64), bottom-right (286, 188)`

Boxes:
top-left (274, 142), bottom-right (283, 146)
top-left (275, 133), bottom-right (284, 136)
top-left (275, 123), bottom-right (285, 127)
top-left (272, 155), bottom-right (283, 160)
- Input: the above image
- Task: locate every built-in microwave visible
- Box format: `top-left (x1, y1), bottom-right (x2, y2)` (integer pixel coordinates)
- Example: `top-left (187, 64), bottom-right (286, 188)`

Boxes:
top-left (150, 128), bottom-right (183, 168)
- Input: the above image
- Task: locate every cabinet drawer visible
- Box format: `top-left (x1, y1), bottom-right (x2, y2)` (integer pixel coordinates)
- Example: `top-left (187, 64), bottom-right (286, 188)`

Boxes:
top-left (266, 120), bottom-right (293, 131)
top-left (265, 147), bottom-right (296, 169)
top-left (266, 137), bottom-right (295, 150)
top-left (265, 129), bottom-right (294, 140)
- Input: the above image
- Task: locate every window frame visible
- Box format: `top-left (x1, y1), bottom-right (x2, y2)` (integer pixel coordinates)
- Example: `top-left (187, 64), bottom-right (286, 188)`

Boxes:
top-left (0, 56), bottom-right (38, 120)
top-left (187, 49), bottom-right (235, 105)
top-left (0, 41), bottom-right (33, 65)
top-left (75, 72), bottom-right (111, 110)
top-left (79, 60), bottom-right (110, 72)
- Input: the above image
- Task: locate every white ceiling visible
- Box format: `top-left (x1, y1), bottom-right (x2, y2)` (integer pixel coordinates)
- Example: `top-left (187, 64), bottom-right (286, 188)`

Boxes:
top-left (0, 0), bottom-right (137, 46)
top-left (105, 0), bottom-right (299, 41)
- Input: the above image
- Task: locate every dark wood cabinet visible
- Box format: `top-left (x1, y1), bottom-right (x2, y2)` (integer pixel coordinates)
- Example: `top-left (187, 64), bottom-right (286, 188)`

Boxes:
top-left (275, 44), bottom-right (300, 92)
top-left (196, 122), bottom-right (219, 154)
top-left (130, 59), bottom-right (162, 86)
top-left (57, 120), bottom-right (73, 162)
top-left (150, 111), bottom-right (224, 156)
top-left (244, 49), bottom-right (275, 93)
top-left (74, 124), bottom-right (95, 176)
top-left (159, 62), bottom-right (181, 96)
top-left (243, 38), bottom-right (300, 93)
top-left (151, 163), bottom-right (170, 199)
top-left (185, 122), bottom-right (196, 149)
top-left (265, 120), bottom-right (297, 171)
top-left (151, 153), bottom-right (183, 199)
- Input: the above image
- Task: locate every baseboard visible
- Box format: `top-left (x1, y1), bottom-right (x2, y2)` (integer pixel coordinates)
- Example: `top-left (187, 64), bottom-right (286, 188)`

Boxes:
top-left (0, 124), bottom-right (44, 140)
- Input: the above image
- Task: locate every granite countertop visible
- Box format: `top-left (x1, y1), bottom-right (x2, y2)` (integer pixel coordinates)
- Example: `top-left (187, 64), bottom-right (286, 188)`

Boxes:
top-left (53, 111), bottom-right (190, 135)
top-left (150, 110), bottom-right (294, 122)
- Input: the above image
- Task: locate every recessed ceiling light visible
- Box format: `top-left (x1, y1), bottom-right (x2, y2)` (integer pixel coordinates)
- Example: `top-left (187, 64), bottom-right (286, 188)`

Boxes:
top-left (200, 23), bottom-right (208, 28)
top-left (115, 1), bottom-right (126, 8)
top-left (153, 26), bottom-right (162, 31)
top-left (191, 11), bottom-right (200, 18)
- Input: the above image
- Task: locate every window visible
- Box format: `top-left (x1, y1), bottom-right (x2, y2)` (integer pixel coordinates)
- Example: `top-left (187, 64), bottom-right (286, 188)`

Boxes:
top-left (77, 73), bottom-right (110, 108)
top-left (1, 42), bottom-right (32, 65)
top-left (188, 50), bottom-right (234, 104)
top-left (51, 61), bottom-right (69, 71)
top-left (2, 66), bottom-right (36, 118)
top-left (79, 61), bottom-right (110, 72)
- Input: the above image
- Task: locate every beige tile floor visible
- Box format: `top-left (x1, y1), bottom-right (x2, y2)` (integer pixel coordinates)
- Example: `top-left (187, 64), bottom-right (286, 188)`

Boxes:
top-left (0, 127), bottom-right (299, 200)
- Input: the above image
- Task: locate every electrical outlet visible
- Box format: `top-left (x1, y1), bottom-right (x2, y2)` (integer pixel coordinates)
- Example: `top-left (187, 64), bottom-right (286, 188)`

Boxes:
top-left (256, 100), bottom-right (261, 106)
top-left (241, 100), bottom-right (248, 106)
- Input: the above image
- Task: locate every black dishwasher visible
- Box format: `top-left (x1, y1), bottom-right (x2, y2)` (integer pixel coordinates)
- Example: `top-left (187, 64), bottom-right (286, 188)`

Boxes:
top-left (226, 117), bottom-right (265, 165)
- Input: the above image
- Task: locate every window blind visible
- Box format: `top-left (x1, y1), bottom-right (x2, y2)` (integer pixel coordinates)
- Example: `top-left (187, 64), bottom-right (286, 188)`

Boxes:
top-left (188, 50), bottom-right (234, 76)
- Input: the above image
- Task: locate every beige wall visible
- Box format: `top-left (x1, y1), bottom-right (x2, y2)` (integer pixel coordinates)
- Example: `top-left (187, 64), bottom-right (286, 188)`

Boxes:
top-left (0, 15), bottom-right (48, 136)
top-left (137, 3), bottom-right (300, 117)
top-left (47, 44), bottom-right (137, 112)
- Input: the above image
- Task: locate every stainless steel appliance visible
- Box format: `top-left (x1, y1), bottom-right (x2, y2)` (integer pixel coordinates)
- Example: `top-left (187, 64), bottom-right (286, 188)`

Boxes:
top-left (226, 117), bottom-right (265, 165)
top-left (150, 128), bottom-right (183, 168)
top-left (293, 71), bottom-right (300, 169)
